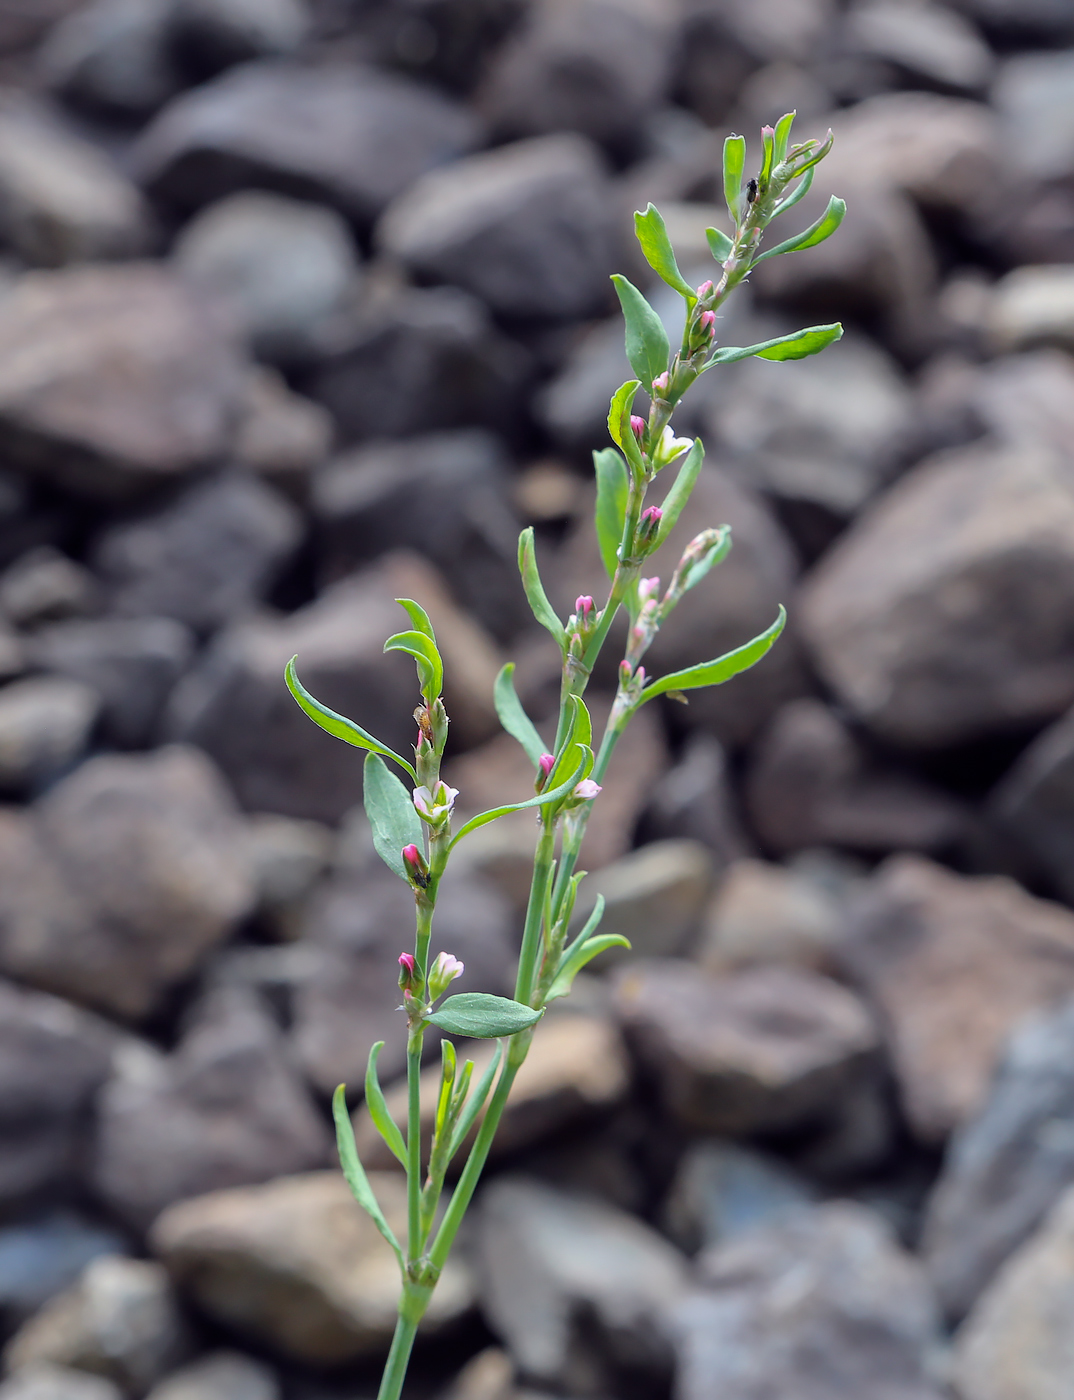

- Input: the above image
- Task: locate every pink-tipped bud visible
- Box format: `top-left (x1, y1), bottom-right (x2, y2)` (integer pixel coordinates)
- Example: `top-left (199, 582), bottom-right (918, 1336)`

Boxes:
top-left (401, 844), bottom-right (429, 890)
top-left (619, 659), bottom-right (634, 684)
top-left (638, 576), bottom-right (660, 602)
top-left (428, 950), bottom-right (464, 999)
top-left (573, 779), bottom-right (602, 802)
top-left (539, 752), bottom-right (555, 777)
top-left (761, 124), bottom-right (775, 139)
top-left (398, 951), bottom-right (420, 991)
top-left (630, 415), bottom-right (646, 441)
top-left (636, 506), bottom-right (663, 553)
top-left (651, 372), bottom-right (670, 396)
top-left (575, 595), bottom-right (595, 623)
top-left (698, 310), bottom-right (716, 337)
top-left (696, 280), bottom-right (713, 299)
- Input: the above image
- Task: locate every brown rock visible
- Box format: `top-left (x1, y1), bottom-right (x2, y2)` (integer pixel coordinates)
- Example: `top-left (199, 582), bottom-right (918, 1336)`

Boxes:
top-left (232, 368), bottom-right (332, 498)
top-left (697, 858), bottom-right (843, 975)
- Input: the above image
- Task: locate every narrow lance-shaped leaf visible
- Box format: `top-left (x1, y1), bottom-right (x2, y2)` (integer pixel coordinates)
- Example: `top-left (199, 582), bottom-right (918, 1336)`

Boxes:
top-left (364, 1041), bottom-right (407, 1167)
top-left (547, 695), bottom-right (592, 791)
top-left (611, 274), bottom-right (670, 392)
top-left (593, 447), bottom-right (628, 579)
top-left (449, 751), bottom-right (592, 848)
top-left (547, 935), bottom-right (632, 1001)
top-left (493, 663), bottom-right (546, 766)
top-left (285, 657), bottom-right (415, 779)
top-left (363, 753), bottom-right (423, 883)
top-left (426, 992), bottom-right (543, 1038)
top-left (607, 379), bottom-right (645, 477)
top-left (332, 1085), bottom-right (404, 1268)
top-left (752, 197), bottom-right (846, 264)
top-left (723, 134), bottom-right (746, 226)
top-left (639, 606), bottom-right (787, 703)
top-left (394, 597), bottom-right (436, 643)
top-left (633, 204), bottom-right (697, 300)
top-left (434, 1040), bottom-right (457, 1140)
top-left (675, 526), bottom-right (732, 596)
top-left (449, 1042), bottom-right (503, 1157)
top-left (705, 226), bottom-right (734, 263)
top-left (706, 323), bottom-right (842, 366)
top-left (384, 629), bottom-right (442, 703)
top-left (518, 528), bottom-right (566, 649)
top-left (773, 110), bottom-right (795, 165)
top-left (772, 164), bottom-right (814, 218)
top-left (652, 438), bottom-right (705, 550)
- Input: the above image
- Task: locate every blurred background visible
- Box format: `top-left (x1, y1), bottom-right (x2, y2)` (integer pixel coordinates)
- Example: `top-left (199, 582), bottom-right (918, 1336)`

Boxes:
top-left (0, 1), bottom-right (1071, 1398)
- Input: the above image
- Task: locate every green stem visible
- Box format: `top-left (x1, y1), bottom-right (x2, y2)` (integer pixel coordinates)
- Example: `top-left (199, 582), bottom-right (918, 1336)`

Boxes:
top-left (514, 818), bottom-right (557, 1007)
top-left (377, 1308), bottom-right (420, 1400)
top-left (549, 716), bottom-right (627, 922)
top-left (406, 1030), bottom-right (423, 1262)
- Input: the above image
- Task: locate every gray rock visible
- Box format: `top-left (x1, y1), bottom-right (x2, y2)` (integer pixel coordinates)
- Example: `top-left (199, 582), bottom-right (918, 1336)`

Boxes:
top-left (0, 264), bottom-right (244, 499)
top-left (842, 0), bottom-right (994, 94)
top-left (133, 60), bottom-right (480, 223)
top-left (922, 997), bottom-right (1074, 1320)
top-left (0, 747), bottom-right (255, 1020)
top-left (661, 1139), bottom-right (815, 1254)
top-left (840, 855), bottom-right (1074, 1142)
top-left (150, 1171), bottom-right (473, 1363)
top-left (990, 702), bottom-right (1074, 902)
top-left (971, 351), bottom-right (1074, 458)
top-left (94, 985), bottom-right (330, 1230)
top-left (0, 1368), bottom-right (123, 1400)
top-left (376, 134), bottom-right (616, 321)
top-left (39, 0), bottom-right (185, 119)
top-left (0, 550), bottom-right (98, 630)
top-left (639, 733), bottom-right (751, 870)
top-left (994, 51), bottom-right (1074, 186)
top-left (168, 0), bottom-right (309, 74)
top-left (697, 857), bottom-right (844, 975)
top-left (472, 1176), bottom-right (688, 1391)
top-left (955, 0), bottom-right (1074, 40)
top-left (669, 1202), bottom-right (945, 1400)
top-left (232, 369), bottom-right (332, 496)
top-left (92, 473), bottom-right (303, 635)
top-left (28, 617), bottom-right (195, 749)
top-left (144, 1354), bottom-right (278, 1400)
top-left (173, 192), bottom-right (360, 362)
top-left (799, 442), bottom-right (1074, 748)
top-left (612, 959), bottom-right (880, 1137)
top-left (0, 1217), bottom-right (126, 1326)
top-left (244, 812), bottom-right (333, 941)
top-left (987, 266), bottom-right (1074, 356)
top-left (0, 678), bottom-right (99, 792)
top-left (4, 1257), bottom-right (189, 1394)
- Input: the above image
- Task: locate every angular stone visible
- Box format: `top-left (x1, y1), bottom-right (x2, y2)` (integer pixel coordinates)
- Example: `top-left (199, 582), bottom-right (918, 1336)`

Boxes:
top-left (988, 266), bottom-right (1074, 356)
top-left (232, 369), bottom-right (332, 495)
top-left (669, 1203), bottom-right (945, 1400)
top-left (92, 473), bottom-right (303, 634)
top-left (150, 1172), bottom-right (473, 1363)
top-left (0, 677), bottom-right (99, 793)
top-left (133, 60), bottom-right (480, 223)
top-left (698, 858), bottom-right (843, 975)
top-left (0, 264), bottom-right (244, 499)
top-left (0, 1369), bottom-right (123, 1400)
top-left (144, 1354), bottom-right (277, 1400)
top-left (612, 959), bottom-right (880, 1136)
top-left (840, 855), bottom-right (1074, 1142)
top-left (661, 1138), bottom-right (815, 1254)
top-left (799, 442), bottom-right (1074, 748)
top-left (472, 1176), bottom-right (688, 1392)
top-left (4, 1257), bottom-right (188, 1394)
top-left (39, 0), bottom-right (185, 119)
top-left (570, 840), bottom-right (714, 965)
top-left (376, 134), bottom-right (616, 321)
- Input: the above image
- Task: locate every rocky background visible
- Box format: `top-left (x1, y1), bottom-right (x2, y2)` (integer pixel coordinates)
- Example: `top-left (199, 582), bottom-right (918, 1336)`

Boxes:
top-left (0, 1), bottom-right (1071, 1398)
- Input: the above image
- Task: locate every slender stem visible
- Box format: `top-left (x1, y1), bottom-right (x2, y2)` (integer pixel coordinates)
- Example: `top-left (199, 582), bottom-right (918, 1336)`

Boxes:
top-left (406, 1031), bottom-right (423, 1262)
top-left (549, 717), bottom-right (627, 921)
top-left (514, 818), bottom-right (557, 1006)
top-left (377, 1308), bottom-right (420, 1400)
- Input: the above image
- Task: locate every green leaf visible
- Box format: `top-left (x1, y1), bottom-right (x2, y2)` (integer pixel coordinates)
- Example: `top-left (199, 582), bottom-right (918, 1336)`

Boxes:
top-left (705, 226), bottom-right (734, 263)
top-left (394, 598), bottom-right (436, 643)
top-left (652, 438), bottom-right (705, 550)
top-left (364, 1042), bottom-right (407, 1167)
top-left (706, 323), bottom-right (842, 366)
top-left (518, 529), bottom-right (566, 649)
top-left (752, 197), bottom-right (846, 264)
top-left (285, 657), bottom-right (416, 780)
top-left (493, 663), bottom-right (546, 767)
top-left (607, 379), bottom-right (645, 476)
top-left (547, 934), bottom-right (633, 1000)
top-left (547, 695), bottom-right (592, 792)
top-left (449, 1043), bottom-right (503, 1157)
top-left (449, 751), bottom-right (592, 849)
top-left (593, 448), bottom-right (629, 579)
top-left (633, 204), bottom-right (697, 300)
top-left (773, 111), bottom-right (795, 165)
top-left (332, 1085), bottom-right (404, 1268)
top-left (384, 629), bottom-right (442, 704)
top-left (723, 134), bottom-right (746, 225)
top-left (363, 753), bottom-right (423, 882)
top-left (435, 1039), bottom-right (457, 1139)
top-left (759, 125), bottom-right (775, 188)
top-left (426, 992), bottom-right (543, 1038)
top-left (639, 606), bottom-right (787, 703)
top-left (611, 274), bottom-right (670, 393)
top-left (772, 165), bottom-right (814, 218)
top-left (677, 526), bottom-right (732, 595)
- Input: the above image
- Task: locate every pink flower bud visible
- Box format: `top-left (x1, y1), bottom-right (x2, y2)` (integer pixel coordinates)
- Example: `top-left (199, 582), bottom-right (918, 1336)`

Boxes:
top-left (761, 124), bottom-right (775, 139)
top-left (630, 415), bottom-right (646, 441)
top-left (573, 779), bottom-right (602, 802)
top-left (651, 372), bottom-right (670, 395)
top-left (401, 845), bottom-right (429, 890)
top-left (696, 280), bottom-right (713, 299)
top-left (428, 950), bottom-right (464, 999)
top-left (398, 951), bottom-right (420, 991)
top-left (539, 752), bottom-right (555, 776)
top-left (575, 595), bottom-right (595, 622)
top-left (619, 659), bottom-right (634, 684)
top-left (638, 576), bottom-right (660, 602)
top-left (698, 310), bottom-right (716, 337)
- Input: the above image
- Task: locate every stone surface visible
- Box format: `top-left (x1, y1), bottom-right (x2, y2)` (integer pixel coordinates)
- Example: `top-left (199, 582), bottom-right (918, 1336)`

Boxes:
top-left (922, 997), bottom-right (1074, 1321)
top-left (661, 1138), bottom-right (815, 1254)
top-left (990, 702), bottom-right (1074, 902)
top-left (0, 677), bottom-right (99, 792)
top-left (472, 1176), bottom-right (688, 1392)
top-left (612, 959), bottom-right (880, 1137)
top-left (993, 50), bottom-right (1074, 186)
top-left (0, 1368), bottom-right (123, 1400)
top-left (697, 857), bottom-right (843, 975)
top-left (39, 0), bottom-right (184, 119)
top-left (842, 0), bottom-right (994, 94)
top-left (0, 264), bottom-right (244, 499)
top-left (244, 812), bottom-right (333, 941)
top-left (150, 1172), bottom-right (473, 1363)
top-left (0, 747), bottom-right (255, 1020)
top-left (669, 1203), bottom-right (945, 1400)
top-left (173, 191), bottom-right (360, 362)
top-left (4, 1257), bottom-right (188, 1394)
top-left (840, 855), bottom-right (1074, 1142)
top-left (0, 550), bottom-right (98, 630)
top-left (987, 266), bottom-right (1074, 356)
top-left (638, 733), bottom-right (750, 870)
top-left (232, 369), bottom-right (332, 495)
top-left (376, 134), bottom-right (616, 321)
top-left (799, 442), bottom-right (1074, 748)
top-left (0, 1217), bottom-right (125, 1326)
top-left (953, 1184), bottom-right (1074, 1400)
top-left (92, 473), bottom-right (303, 635)
top-left (144, 1354), bottom-right (278, 1400)
top-left (133, 60), bottom-right (480, 223)
top-left (971, 351), bottom-right (1074, 459)
top-left (94, 985), bottom-right (331, 1230)
top-left (168, 0), bottom-right (309, 75)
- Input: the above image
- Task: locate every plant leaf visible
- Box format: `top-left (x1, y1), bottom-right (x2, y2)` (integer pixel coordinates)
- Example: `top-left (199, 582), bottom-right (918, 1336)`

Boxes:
top-left (518, 529), bottom-right (566, 649)
top-left (705, 226), bottom-right (734, 263)
top-left (363, 753), bottom-right (423, 882)
top-left (773, 110), bottom-right (795, 165)
top-left (332, 1085), bottom-right (404, 1268)
top-left (547, 934), bottom-right (632, 1001)
top-left (706, 323), bottom-right (842, 365)
top-left (364, 1041), bottom-right (407, 1167)
top-left (384, 629), bottom-right (443, 703)
top-left (676, 526), bottom-right (732, 595)
top-left (394, 598), bottom-right (436, 643)
top-left (752, 196), bottom-right (846, 264)
top-left (633, 204), bottom-right (697, 300)
top-left (772, 165), bottom-right (814, 218)
top-left (449, 751), bottom-right (592, 849)
top-left (285, 657), bottom-right (416, 780)
top-left (607, 380), bottom-right (645, 476)
top-left (494, 663), bottom-right (546, 766)
top-left (426, 993), bottom-right (543, 1038)
top-left (448, 1042), bottom-right (503, 1157)
top-left (611, 274), bottom-right (670, 393)
top-left (594, 448), bottom-right (629, 579)
top-left (652, 438), bottom-right (705, 550)
top-left (639, 606), bottom-right (786, 703)
top-left (723, 134), bottom-right (746, 225)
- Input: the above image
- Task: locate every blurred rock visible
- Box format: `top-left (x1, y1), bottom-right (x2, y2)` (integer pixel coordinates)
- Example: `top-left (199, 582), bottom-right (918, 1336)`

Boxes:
top-left (0, 747), bottom-right (255, 1020)
top-left (244, 812), bottom-right (333, 941)
top-left (955, 0), bottom-right (1074, 40)
top-left (92, 473), bottom-right (303, 634)
top-left (669, 1203), bottom-right (945, 1400)
top-left (745, 699), bottom-right (968, 855)
top-left (476, 0), bottom-right (676, 159)
top-left (168, 0), bottom-right (308, 76)
top-left (144, 1354), bottom-right (277, 1400)
top-left (0, 980), bottom-right (116, 1208)
top-left (533, 313), bottom-right (630, 452)
top-left (150, 1172), bottom-right (473, 1363)
top-left (0, 264), bottom-right (244, 499)
top-left (697, 857), bottom-right (842, 975)
top-left (0, 678), bottom-right (98, 791)
top-left (639, 733), bottom-right (750, 869)
top-left (133, 60), bottom-right (480, 223)
top-left (173, 192), bottom-right (360, 362)
top-left (95, 985), bottom-right (330, 1230)
top-left (800, 443), bottom-right (1074, 748)
top-left (987, 266), bottom-right (1074, 355)
top-left (4, 1257), bottom-right (188, 1394)
top-left (993, 51), bottom-right (1074, 186)
top-left (841, 0), bottom-right (994, 94)
top-left (39, 0), bottom-right (185, 119)
top-left (232, 369), bottom-right (331, 497)
top-left (972, 350), bottom-right (1074, 456)
top-left (28, 617), bottom-right (194, 749)
top-left (612, 959), bottom-right (880, 1137)
top-left (0, 1217), bottom-right (125, 1327)
top-left (953, 1184), bottom-right (1074, 1400)
top-left (990, 702), bottom-right (1074, 902)
top-left (570, 840), bottom-right (714, 965)
top-left (377, 134), bottom-right (616, 321)
top-left (661, 1138), bottom-right (815, 1254)
top-left (841, 855), bottom-right (1074, 1142)
top-left (0, 550), bottom-right (98, 630)
top-left (472, 1176), bottom-right (687, 1392)
top-left (922, 997), bottom-right (1074, 1321)
top-left (0, 1369), bottom-right (122, 1400)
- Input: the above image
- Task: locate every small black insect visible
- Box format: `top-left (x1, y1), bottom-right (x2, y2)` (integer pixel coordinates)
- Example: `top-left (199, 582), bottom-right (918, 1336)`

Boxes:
top-left (746, 178), bottom-right (759, 204)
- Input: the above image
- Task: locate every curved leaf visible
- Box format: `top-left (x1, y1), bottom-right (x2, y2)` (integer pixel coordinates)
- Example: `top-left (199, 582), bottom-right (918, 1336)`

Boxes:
top-left (652, 438), bottom-right (705, 550)
top-left (518, 529), bottom-right (566, 649)
top-left (493, 663), bottom-right (545, 766)
top-left (547, 935), bottom-right (632, 1001)
top-left (607, 379), bottom-right (645, 476)
top-left (448, 1042), bottom-right (503, 1157)
top-left (594, 448), bottom-right (629, 579)
top-left (773, 110), bottom-right (795, 165)
top-left (752, 196), bottom-right (846, 265)
top-left (364, 753), bottom-right (423, 883)
top-left (634, 204), bottom-right (696, 300)
top-left (772, 165), bottom-right (814, 218)
top-left (449, 751), bottom-right (592, 849)
top-left (706, 323), bottom-right (842, 366)
top-left (384, 628), bottom-right (442, 703)
top-left (611, 274), bottom-right (670, 393)
top-left (285, 657), bottom-right (415, 779)
top-left (364, 1042), bottom-right (407, 1167)
top-left (723, 134), bottom-right (746, 225)
top-left (426, 992), bottom-right (542, 1038)
top-left (395, 598), bottom-right (436, 643)
top-left (332, 1085), bottom-right (404, 1268)
top-left (705, 226), bottom-right (734, 263)
top-left (639, 606), bottom-right (786, 703)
